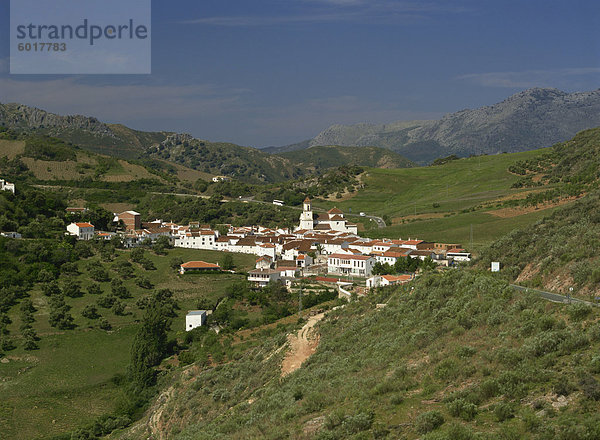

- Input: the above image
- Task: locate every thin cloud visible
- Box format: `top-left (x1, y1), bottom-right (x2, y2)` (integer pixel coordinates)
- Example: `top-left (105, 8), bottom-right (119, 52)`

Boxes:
top-left (457, 67), bottom-right (600, 88)
top-left (181, 1), bottom-right (468, 27)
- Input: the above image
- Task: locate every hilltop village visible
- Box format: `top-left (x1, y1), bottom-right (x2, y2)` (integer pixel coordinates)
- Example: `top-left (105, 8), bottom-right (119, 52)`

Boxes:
top-left (65, 198), bottom-right (471, 291)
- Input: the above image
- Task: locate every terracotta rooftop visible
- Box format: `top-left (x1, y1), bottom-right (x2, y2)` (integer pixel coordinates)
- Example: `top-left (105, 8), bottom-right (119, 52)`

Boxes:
top-left (75, 222), bottom-right (94, 228)
top-left (181, 261), bottom-right (221, 269)
top-left (382, 274), bottom-right (413, 282)
top-left (329, 253), bottom-right (373, 261)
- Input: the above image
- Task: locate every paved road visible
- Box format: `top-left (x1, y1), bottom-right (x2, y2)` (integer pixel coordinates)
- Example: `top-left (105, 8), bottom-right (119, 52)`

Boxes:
top-left (510, 284), bottom-right (598, 307)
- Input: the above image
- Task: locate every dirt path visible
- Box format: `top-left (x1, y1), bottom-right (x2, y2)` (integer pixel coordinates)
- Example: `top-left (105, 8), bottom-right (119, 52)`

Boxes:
top-left (281, 312), bottom-right (326, 377)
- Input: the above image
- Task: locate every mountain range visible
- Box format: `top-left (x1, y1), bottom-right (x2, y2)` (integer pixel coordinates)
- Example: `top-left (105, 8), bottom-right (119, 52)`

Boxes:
top-left (0, 103), bottom-right (413, 183)
top-left (268, 88), bottom-right (600, 164)
top-left (2, 87), bottom-right (600, 178)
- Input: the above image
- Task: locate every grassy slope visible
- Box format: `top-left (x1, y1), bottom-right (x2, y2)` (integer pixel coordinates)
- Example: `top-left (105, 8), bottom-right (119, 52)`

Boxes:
top-left (121, 270), bottom-right (600, 440)
top-left (278, 145), bottom-right (414, 171)
top-left (479, 191), bottom-right (600, 299)
top-left (0, 137), bottom-right (207, 186)
top-left (312, 149), bottom-right (559, 249)
top-left (0, 248), bottom-right (255, 440)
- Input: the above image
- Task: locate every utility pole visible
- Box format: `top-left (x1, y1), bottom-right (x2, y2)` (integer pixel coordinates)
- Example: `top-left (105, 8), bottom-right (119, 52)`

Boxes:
top-left (470, 224), bottom-right (473, 250)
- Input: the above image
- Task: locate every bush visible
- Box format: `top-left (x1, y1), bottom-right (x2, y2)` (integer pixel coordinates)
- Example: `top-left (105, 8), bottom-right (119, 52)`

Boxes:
top-left (87, 283), bottom-right (103, 295)
top-left (446, 398), bottom-right (478, 421)
top-left (178, 350), bottom-right (195, 366)
top-left (415, 410), bottom-right (444, 434)
top-left (567, 303), bottom-right (592, 321)
top-left (580, 375), bottom-right (600, 401)
top-left (81, 305), bottom-right (100, 320)
top-left (494, 402), bottom-right (514, 422)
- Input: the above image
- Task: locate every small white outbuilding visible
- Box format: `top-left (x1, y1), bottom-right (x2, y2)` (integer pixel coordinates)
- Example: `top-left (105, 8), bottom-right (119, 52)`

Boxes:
top-left (185, 310), bottom-right (207, 331)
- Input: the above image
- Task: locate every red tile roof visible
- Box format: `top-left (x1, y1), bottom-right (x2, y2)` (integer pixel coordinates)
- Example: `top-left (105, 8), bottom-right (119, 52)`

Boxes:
top-left (181, 261), bottom-right (221, 269)
top-left (329, 253), bottom-right (373, 261)
top-left (75, 222), bottom-right (94, 228)
top-left (382, 274), bottom-right (413, 282)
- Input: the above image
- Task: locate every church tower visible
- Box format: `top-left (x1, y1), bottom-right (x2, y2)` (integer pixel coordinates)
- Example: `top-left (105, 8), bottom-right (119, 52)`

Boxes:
top-left (299, 196), bottom-right (314, 230)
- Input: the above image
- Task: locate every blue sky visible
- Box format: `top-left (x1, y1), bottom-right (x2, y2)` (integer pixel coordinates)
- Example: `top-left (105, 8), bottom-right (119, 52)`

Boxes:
top-left (1, 0), bottom-right (599, 147)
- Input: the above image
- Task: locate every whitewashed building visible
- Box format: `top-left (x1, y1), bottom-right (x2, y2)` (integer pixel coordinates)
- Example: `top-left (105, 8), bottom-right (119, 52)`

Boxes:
top-left (66, 222), bottom-right (95, 240)
top-left (174, 230), bottom-right (218, 249)
top-left (447, 249), bottom-right (472, 262)
top-left (186, 310), bottom-right (207, 331)
top-left (248, 269), bottom-right (281, 287)
top-left (366, 274), bottom-right (413, 289)
top-left (327, 254), bottom-right (376, 277)
top-left (0, 179), bottom-right (15, 194)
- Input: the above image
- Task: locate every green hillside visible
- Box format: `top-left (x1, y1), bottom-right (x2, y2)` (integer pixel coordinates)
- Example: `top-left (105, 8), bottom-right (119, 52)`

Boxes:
top-left (278, 145), bottom-right (414, 171)
top-left (0, 131), bottom-right (211, 189)
top-left (119, 270), bottom-right (600, 440)
top-left (311, 148), bottom-right (567, 248)
top-left (480, 190), bottom-right (600, 300)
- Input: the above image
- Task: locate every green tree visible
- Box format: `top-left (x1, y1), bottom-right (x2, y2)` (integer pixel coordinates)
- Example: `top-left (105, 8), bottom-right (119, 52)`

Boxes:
top-left (128, 302), bottom-right (171, 388)
top-left (62, 279), bottom-right (83, 298)
top-left (48, 294), bottom-right (75, 330)
top-left (42, 280), bottom-right (62, 297)
top-left (81, 305), bottom-right (100, 320)
top-left (220, 253), bottom-right (234, 271)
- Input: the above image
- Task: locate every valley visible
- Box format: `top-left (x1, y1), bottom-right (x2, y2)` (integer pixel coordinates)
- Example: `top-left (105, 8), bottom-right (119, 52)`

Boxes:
top-left (1, 105), bottom-right (600, 440)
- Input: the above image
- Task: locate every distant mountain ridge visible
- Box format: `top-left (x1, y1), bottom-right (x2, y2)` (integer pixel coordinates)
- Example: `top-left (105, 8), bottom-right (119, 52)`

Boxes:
top-left (0, 102), bottom-right (170, 158)
top-left (0, 102), bottom-right (415, 183)
top-left (280, 88), bottom-right (600, 164)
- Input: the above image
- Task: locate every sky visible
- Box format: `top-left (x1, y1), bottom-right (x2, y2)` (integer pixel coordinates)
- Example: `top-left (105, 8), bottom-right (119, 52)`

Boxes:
top-left (0, 0), bottom-right (599, 148)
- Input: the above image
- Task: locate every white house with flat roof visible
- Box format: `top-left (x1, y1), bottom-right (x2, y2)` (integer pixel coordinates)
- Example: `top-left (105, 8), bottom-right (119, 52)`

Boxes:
top-left (186, 310), bottom-right (207, 331)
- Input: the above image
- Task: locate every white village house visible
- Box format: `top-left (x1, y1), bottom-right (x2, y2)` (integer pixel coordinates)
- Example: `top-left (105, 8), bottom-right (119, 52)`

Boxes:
top-left (66, 222), bottom-right (95, 240)
top-left (0, 179), bottom-right (15, 194)
top-left (247, 268), bottom-right (281, 287)
top-left (366, 274), bottom-right (413, 289)
top-left (327, 254), bottom-right (376, 277)
top-left (185, 310), bottom-right (207, 331)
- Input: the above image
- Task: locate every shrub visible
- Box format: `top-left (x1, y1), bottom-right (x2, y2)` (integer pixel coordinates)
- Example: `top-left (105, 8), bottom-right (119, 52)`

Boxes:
top-left (415, 410), bottom-right (444, 434)
top-left (81, 305), bottom-right (100, 320)
top-left (434, 358), bottom-right (461, 381)
top-left (567, 303), bottom-right (592, 321)
top-left (87, 283), bottom-right (103, 295)
top-left (447, 398), bottom-right (478, 421)
top-left (580, 375), bottom-right (600, 401)
top-left (494, 402), bottom-right (514, 422)
top-left (178, 351), bottom-right (195, 366)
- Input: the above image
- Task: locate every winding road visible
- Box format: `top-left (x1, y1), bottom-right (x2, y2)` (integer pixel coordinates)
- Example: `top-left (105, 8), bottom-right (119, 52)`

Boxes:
top-left (510, 284), bottom-right (599, 307)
